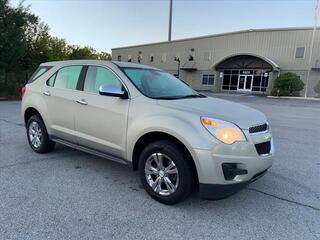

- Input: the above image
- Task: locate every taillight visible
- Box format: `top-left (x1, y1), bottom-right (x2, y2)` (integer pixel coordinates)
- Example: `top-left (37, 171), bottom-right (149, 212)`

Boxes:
top-left (21, 85), bottom-right (26, 98)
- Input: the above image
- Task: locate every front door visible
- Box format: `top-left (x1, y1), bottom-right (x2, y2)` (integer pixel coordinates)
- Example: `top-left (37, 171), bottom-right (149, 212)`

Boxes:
top-left (74, 65), bottom-right (129, 158)
top-left (238, 75), bottom-right (253, 91)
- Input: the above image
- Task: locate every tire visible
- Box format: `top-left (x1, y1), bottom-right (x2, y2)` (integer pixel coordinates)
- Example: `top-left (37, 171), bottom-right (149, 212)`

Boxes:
top-left (138, 140), bottom-right (194, 205)
top-left (26, 115), bottom-right (55, 153)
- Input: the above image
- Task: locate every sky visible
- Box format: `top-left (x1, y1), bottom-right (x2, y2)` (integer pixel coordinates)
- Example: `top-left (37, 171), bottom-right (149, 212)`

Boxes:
top-left (11, 0), bottom-right (316, 53)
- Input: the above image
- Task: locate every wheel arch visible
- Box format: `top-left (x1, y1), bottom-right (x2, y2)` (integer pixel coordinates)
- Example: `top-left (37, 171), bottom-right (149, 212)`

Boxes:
top-left (132, 131), bottom-right (199, 183)
top-left (24, 107), bottom-right (43, 125)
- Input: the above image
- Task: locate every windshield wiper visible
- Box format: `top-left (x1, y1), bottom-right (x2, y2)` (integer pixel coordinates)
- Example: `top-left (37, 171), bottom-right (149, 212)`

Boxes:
top-left (178, 94), bottom-right (204, 99)
top-left (156, 96), bottom-right (182, 99)
top-left (156, 94), bottom-right (205, 100)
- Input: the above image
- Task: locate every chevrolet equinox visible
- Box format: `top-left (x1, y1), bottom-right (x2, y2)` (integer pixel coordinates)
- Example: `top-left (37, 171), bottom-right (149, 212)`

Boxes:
top-left (21, 60), bottom-right (274, 204)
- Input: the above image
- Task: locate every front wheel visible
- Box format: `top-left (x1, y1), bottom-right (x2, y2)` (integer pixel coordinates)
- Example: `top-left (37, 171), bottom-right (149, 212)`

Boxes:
top-left (138, 140), bottom-right (194, 205)
top-left (26, 115), bottom-right (55, 153)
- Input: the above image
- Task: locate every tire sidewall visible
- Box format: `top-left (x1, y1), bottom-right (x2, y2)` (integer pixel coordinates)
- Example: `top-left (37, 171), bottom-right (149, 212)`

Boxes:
top-left (26, 115), bottom-right (50, 153)
top-left (138, 140), bottom-right (193, 204)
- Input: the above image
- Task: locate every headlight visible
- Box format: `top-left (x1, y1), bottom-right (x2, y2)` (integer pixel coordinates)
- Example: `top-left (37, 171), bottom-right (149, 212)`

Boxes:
top-left (201, 117), bottom-right (246, 144)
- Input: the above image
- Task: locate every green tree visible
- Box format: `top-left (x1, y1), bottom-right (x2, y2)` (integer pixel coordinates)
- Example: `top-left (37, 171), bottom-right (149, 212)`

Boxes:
top-left (96, 51), bottom-right (112, 60)
top-left (0, 0), bottom-right (112, 98)
top-left (0, 0), bottom-right (26, 72)
top-left (47, 37), bottom-right (69, 61)
top-left (68, 45), bottom-right (96, 59)
top-left (0, 0), bottom-right (32, 96)
top-left (22, 13), bottom-right (51, 72)
top-left (67, 46), bottom-right (111, 60)
top-left (271, 72), bottom-right (304, 96)
top-left (314, 80), bottom-right (320, 97)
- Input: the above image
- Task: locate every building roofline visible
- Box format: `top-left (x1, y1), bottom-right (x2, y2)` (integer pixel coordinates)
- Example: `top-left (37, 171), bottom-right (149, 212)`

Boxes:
top-left (211, 52), bottom-right (280, 71)
top-left (112, 27), bottom-right (316, 50)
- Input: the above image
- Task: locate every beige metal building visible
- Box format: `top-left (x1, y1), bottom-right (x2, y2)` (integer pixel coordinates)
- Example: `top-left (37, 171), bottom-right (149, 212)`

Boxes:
top-left (112, 27), bottom-right (320, 96)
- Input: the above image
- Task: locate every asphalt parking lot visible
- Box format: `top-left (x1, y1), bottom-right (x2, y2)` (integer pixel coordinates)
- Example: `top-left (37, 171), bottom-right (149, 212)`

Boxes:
top-left (0, 94), bottom-right (319, 240)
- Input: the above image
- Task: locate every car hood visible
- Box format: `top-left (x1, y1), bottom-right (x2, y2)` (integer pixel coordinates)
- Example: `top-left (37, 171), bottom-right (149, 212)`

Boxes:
top-left (158, 96), bottom-right (266, 130)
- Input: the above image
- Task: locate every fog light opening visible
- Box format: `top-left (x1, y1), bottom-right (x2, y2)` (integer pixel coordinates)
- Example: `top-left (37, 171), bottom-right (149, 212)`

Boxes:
top-left (222, 163), bottom-right (248, 181)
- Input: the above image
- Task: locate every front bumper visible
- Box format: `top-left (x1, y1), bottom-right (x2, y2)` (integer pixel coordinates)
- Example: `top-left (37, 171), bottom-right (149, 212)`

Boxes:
top-left (191, 129), bottom-right (274, 199)
top-left (199, 168), bottom-right (268, 199)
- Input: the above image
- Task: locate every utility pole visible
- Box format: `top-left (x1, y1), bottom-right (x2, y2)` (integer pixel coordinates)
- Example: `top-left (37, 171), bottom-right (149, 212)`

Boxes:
top-left (305, 0), bottom-right (320, 98)
top-left (168, 0), bottom-right (173, 41)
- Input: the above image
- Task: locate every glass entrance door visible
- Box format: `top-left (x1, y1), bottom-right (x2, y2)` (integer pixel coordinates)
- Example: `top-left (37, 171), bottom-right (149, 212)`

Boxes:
top-left (238, 75), bottom-right (253, 91)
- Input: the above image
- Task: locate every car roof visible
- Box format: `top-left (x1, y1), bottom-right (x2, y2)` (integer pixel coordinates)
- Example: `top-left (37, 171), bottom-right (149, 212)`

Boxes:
top-left (40, 59), bottom-right (161, 71)
top-left (112, 61), bottom-right (160, 70)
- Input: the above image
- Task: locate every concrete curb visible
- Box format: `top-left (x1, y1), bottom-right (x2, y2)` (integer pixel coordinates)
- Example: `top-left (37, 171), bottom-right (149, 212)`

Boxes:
top-left (267, 96), bottom-right (320, 101)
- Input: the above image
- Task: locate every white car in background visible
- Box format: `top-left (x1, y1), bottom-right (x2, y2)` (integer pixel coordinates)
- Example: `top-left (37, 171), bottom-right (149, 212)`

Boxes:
top-left (21, 60), bottom-right (274, 204)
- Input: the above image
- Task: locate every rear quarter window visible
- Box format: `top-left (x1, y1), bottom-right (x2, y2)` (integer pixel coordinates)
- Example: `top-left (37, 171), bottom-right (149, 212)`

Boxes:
top-left (28, 66), bottom-right (52, 83)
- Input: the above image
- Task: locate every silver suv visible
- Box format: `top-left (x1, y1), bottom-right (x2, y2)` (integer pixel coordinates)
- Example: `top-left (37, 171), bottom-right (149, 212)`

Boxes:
top-left (21, 60), bottom-right (274, 204)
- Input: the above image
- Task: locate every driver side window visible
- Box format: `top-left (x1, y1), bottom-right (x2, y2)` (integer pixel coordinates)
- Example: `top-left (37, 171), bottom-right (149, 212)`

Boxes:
top-left (84, 66), bottom-right (122, 93)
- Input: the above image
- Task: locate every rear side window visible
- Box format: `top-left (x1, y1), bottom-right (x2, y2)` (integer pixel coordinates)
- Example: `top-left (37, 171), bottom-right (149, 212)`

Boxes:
top-left (84, 66), bottom-right (121, 93)
top-left (53, 66), bottom-right (82, 90)
top-left (28, 66), bottom-right (52, 83)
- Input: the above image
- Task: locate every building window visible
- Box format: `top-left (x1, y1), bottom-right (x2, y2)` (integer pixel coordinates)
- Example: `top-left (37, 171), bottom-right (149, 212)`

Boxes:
top-left (161, 53), bottom-right (166, 62)
top-left (295, 47), bottom-right (305, 58)
top-left (202, 74), bottom-right (214, 85)
top-left (150, 55), bottom-right (154, 62)
top-left (222, 69), bottom-right (269, 92)
top-left (128, 55), bottom-right (132, 62)
top-left (117, 55), bottom-right (121, 61)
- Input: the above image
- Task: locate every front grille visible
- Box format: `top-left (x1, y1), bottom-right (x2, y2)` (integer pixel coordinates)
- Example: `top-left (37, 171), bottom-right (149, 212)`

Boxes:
top-left (249, 123), bottom-right (268, 134)
top-left (255, 141), bottom-right (271, 155)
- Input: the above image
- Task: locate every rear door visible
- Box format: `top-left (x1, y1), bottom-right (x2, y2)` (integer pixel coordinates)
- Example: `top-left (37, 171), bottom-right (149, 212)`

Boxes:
top-left (43, 65), bottom-right (84, 143)
top-left (74, 65), bottom-right (130, 158)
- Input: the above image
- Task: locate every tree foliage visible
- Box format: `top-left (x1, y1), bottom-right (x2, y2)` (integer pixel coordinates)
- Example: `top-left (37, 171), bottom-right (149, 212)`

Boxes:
top-left (0, 0), bottom-right (111, 98)
top-left (271, 72), bottom-right (305, 96)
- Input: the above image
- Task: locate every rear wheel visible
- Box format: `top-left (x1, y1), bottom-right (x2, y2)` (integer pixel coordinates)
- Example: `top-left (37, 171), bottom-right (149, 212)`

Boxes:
top-left (138, 140), bottom-right (194, 205)
top-left (26, 115), bottom-right (55, 153)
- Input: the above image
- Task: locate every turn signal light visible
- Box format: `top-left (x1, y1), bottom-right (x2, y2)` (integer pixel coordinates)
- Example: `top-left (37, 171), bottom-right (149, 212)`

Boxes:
top-left (201, 118), bottom-right (220, 127)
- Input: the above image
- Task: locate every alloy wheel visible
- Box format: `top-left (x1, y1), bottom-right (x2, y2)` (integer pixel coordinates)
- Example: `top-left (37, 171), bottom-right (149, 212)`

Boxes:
top-left (144, 153), bottom-right (179, 196)
top-left (28, 121), bottom-right (43, 148)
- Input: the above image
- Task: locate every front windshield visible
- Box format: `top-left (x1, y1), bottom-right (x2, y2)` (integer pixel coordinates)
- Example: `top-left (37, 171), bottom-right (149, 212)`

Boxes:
top-left (122, 67), bottom-right (203, 99)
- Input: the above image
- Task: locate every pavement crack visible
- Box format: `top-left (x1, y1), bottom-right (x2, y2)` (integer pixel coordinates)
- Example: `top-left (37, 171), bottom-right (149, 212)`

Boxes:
top-left (247, 187), bottom-right (320, 212)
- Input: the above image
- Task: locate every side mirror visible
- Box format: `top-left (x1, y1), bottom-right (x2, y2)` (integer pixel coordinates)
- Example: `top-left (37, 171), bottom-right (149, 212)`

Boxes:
top-left (99, 85), bottom-right (128, 99)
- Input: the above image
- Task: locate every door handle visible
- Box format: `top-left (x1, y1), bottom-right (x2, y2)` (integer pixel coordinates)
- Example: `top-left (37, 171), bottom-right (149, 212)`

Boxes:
top-left (76, 99), bottom-right (88, 105)
top-left (43, 91), bottom-right (51, 96)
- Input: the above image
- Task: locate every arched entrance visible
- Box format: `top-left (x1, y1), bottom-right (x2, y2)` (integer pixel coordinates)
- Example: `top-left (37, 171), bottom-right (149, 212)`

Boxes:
top-left (213, 54), bottom-right (280, 93)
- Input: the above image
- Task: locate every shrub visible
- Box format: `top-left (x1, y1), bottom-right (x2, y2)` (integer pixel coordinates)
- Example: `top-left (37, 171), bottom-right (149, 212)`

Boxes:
top-left (314, 80), bottom-right (320, 97)
top-left (271, 72), bottom-right (304, 96)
